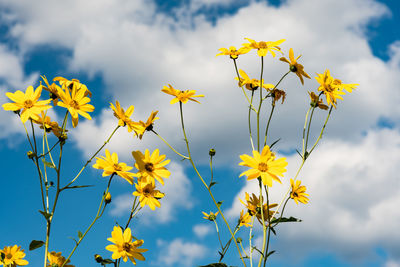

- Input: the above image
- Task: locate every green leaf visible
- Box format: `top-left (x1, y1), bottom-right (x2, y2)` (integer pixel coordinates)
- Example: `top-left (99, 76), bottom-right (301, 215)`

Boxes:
top-left (39, 210), bottom-right (52, 220)
top-left (217, 201), bottom-right (223, 208)
top-left (29, 240), bottom-right (45, 251)
top-left (64, 185), bottom-right (94, 190)
top-left (270, 216), bottom-right (302, 224)
top-left (78, 231), bottom-right (83, 239)
top-left (266, 250), bottom-right (276, 258)
top-left (295, 149), bottom-right (302, 158)
top-left (199, 263), bottom-right (228, 267)
top-left (269, 138), bottom-right (281, 149)
top-left (101, 259), bottom-right (115, 264)
top-left (270, 227), bottom-right (276, 235)
top-left (41, 158), bottom-right (55, 168)
top-left (1, 252), bottom-right (5, 261)
top-left (209, 181), bottom-right (217, 188)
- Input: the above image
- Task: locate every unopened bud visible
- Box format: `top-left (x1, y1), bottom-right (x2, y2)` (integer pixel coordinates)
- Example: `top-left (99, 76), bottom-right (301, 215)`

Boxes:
top-left (94, 254), bottom-right (103, 263)
top-left (209, 148), bottom-right (216, 157)
top-left (290, 64), bottom-right (297, 72)
top-left (236, 237), bottom-right (242, 243)
top-left (105, 192), bottom-right (112, 204)
top-left (27, 151), bottom-right (36, 159)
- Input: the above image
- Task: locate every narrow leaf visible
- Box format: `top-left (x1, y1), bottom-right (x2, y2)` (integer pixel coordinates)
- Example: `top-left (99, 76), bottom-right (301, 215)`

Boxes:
top-left (295, 149), bottom-right (302, 158)
top-left (101, 259), bottom-right (114, 264)
top-left (29, 240), bottom-right (45, 251)
top-left (270, 216), bottom-right (302, 224)
top-left (64, 185), bottom-right (94, 190)
top-left (209, 181), bottom-right (217, 188)
top-left (217, 201), bottom-right (223, 208)
top-left (266, 250), bottom-right (276, 258)
top-left (39, 210), bottom-right (52, 220)
top-left (199, 263), bottom-right (228, 267)
top-left (41, 158), bottom-right (55, 168)
top-left (78, 231), bottom-right (83, 239)
top-left (269, 138), bottom-right (281, 149)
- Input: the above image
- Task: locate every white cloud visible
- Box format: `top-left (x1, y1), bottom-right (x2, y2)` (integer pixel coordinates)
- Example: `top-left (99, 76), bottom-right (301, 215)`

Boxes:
top-left (385, 259), bottom-right (400, 267)
top-left (226, 127), bottom-right (400, 263)
top-left (193, 223), bottom-right (213, 238)
top-left (154, 238), bottom-right (208, 266)
top-left (109, 162), bottom-right (193, 223)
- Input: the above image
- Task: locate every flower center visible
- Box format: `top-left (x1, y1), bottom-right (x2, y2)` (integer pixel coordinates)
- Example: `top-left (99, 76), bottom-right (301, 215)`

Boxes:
top-left (113, 164), bottom-right (122, 172)
top-left (293, 192), bottom-right (299, 198)
top-left (258, 162), bottom-right (268, 172)
top-left (259, 41), bottom-right (268, 49)
top-left (5, 253), bottom-right (12, 259)
top-left (70, 100), bottom-right (80, 109)
top-left (145, 162), bottom-right (154, 172)
top-left (123, 242), bottom-right (131, 251)
top-left (24, 99), bottom-right (34, 108)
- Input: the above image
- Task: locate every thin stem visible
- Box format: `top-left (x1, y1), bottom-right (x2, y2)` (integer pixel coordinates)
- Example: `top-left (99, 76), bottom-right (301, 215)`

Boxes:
top-left (125, 197), bottom-right (141, 229)
top-left (214, 220), bottom-right (224, 253)
top-left (256, 56), bottom-right (264, 151)
top-left (61, 176), bottom-right (114, 267)
top-left (302, 107), bottom-right (312, 155)
top-left (257, 179), bottom-right (266, 267)
top-left (263, 186), bottom-right (272, 267)
top-left (248, 91), bottom-right (255, 151)
top-left (309, 105), bottom-right (333, 154)
top-left (209, 154), bottom-right (214, 185)
top-left (179, 102), bottom-right (247, 267)
top-left (152, 130), bottom-right (189, 159)
top-left (62, 125), bottom-right (120, 189)
top-left (305, 106), bottom-right (316, 152)
top-left (233, 59), bottom-right (257, 112)
top-left (249, 215), bottom-right (255, 267)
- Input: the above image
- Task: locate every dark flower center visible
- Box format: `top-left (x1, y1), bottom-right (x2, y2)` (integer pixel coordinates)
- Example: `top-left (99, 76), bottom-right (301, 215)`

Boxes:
top-left (123, 242), bottom-right (131, 251)
top-left (24, 100), bottom-right (34, 108)
top-left (145, 163), bottom-right (154, 172)
top-left (70, 100), bottom-right (80, 109)
top-left (258, 162), bottom-right (268, 172)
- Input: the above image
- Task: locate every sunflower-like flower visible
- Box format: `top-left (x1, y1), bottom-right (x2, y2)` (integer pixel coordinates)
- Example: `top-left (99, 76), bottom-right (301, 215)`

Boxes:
top-left (243, 38), bottom-right (285, 57)
top-left (239, 192), bottom-right (277, 224)
top-left (161, 84), bottom-right (204, 104)
top-left (109, 101), bottom-right (143, 134)
top-left (132, 180), bottom-right (165, 210)
top-left (46, 251), bottom-right (74, 267)
top-left (106, 226), bottom-right (147, 264)
top-left (236, 69), bottom-right (274, 91)
top-left (315, 69), bottom-right (358, 108)
top-left (239, 145), bottom-right (288, 187)
top-left (216, 46), bottom-right (250, 59)
top-left (280, 48), bottom-right (311, 85)
top-left (202, 211), bottom-right (219, 221)
top-left (56, 82), bottom-right (94, 128)
top-left (132, 149), bottom-right (170, 185)
top-left (309, 92), bottom-right (329, 110)
top-left (92, 149), bottom-right (135, 184)
top-left (290, 179), bottom-right (309, 204)
top-left (238, 210), bottom-right (252, 227)
top-left (0, 245), bottom-right (28, 266)
top-left (41, 75), bottom-right (62, 104)
top-left (54, 76), bottom-right (92, 97)
top-left (32, 111), bottom-right (64, 137)
top-left (2, 85), bottom-right (52, 123)
top-left (135, 111), bottom-right (159, 139)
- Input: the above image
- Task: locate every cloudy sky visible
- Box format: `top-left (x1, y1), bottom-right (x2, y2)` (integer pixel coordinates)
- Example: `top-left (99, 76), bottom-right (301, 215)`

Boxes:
top-left (1, 0), bottom-right (399, 266)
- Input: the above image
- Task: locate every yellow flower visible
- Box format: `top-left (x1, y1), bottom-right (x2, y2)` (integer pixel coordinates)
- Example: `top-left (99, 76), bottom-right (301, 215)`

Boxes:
top-left (161, 84), bottom-right (204, 104)
top-left (93, 149), bottom-right (135, 184)
top-left (0, 245), bottom-right (28, 266)
top-left (236, 69), bottom-right (274, 91)
top-left (243, 38), bottom-right (285, 57)
top-left (132, 180), bottom-right (165, 210)
top-left (202, 211), bottom-right (219, 221)
top-left (32, 111), bottom-right (64, 137)
top-left (239, 145), bottom-right (288, 187)
top-left (135, 111), bottom-right (159, 139)
top-left (106, 226), bottom-right (147, 264)
top-left (280, 48), bottom-right (311, 85)
top-left (290, 179), bottom-right (309, 204)
top-left (216, 46), bottom-right (250, 59)
top-left (315, 70), bottom-right (358, 108)
top-left (238, 210), bottom-right (252, 227)
top-left (46, 251), bottom-right (74, 267)
top-left (308, 91), bottom-right (329, 110)
top-left (53, 76), bottom-right (92, 97)
top-left (56, 82), bottom-right (94, 128)
top-left (2, 85), bottom-right (52, 123)
top-left (109, 100), bottom-right (142, 134)
top-left (132, 149), bottom-right (170, 185)
top-left (239, 192), bottom-right (277, 224)
top-left (41, 75), bottom-right (62, 105)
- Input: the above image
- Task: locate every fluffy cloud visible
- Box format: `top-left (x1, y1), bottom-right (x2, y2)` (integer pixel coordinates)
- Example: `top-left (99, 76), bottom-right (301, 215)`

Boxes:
top-left (193, 223), bottom-right (213, 238)
top-left (109, 162), bottom-right (193, 223)
top-left (226, 126), bottom-right (400, 264)
top-left (154, 238), bottom-right (208, 266)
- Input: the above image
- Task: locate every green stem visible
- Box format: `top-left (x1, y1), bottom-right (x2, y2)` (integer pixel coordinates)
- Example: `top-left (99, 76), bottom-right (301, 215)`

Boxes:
top-left (309, 106), bottom-right (333, 154)
top-left (257, 179), bottom-right (266, 267)
top-left (248, 91), bottom-right (255, 151)
top-left (263, 186), bottom-right (272, 267)
top-left (179, 102), bottom-right (247, 267)
top-left (256, 56), bottom-right (264, 151)
top-left (61, 175), bottom-right (114, 267)
top-left (151, 130), bottom-right (189, 159)
top-left (233, 59), bottom-right (257, 112)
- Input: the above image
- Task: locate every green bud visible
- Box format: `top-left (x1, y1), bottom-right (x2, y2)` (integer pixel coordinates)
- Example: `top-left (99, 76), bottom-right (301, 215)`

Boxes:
top-left (27, 151), bottom-right (36, 159)
top-left (209, 148), bottom-right (216, 157)
top-left (105, 192), bottom-right (112, 204)
top-left (236, 237), bottom-right (243, 243)
top-left (290, 64), bottom-right (297, 72)
top-left (94, 254), bottom-right (103, 263)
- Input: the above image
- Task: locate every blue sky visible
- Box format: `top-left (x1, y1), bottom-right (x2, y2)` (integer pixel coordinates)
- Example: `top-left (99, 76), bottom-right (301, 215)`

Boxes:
top-left (1, 0), bottom-right (400, 266)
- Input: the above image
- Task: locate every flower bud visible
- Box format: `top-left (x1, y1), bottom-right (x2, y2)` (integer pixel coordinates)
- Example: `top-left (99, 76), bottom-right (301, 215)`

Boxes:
top-left (209, 148), bottom-right (216, 157)
top-left (290, 64), bottom-right (297, 72)
top-left (236, 237), bottom-right (243, 243)
top-left (94, 254), bottom-right (103, 263)
top-left (105, 192), bottom-right (112, 204)
top-left (27, 151), bottom-right (36, 159)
